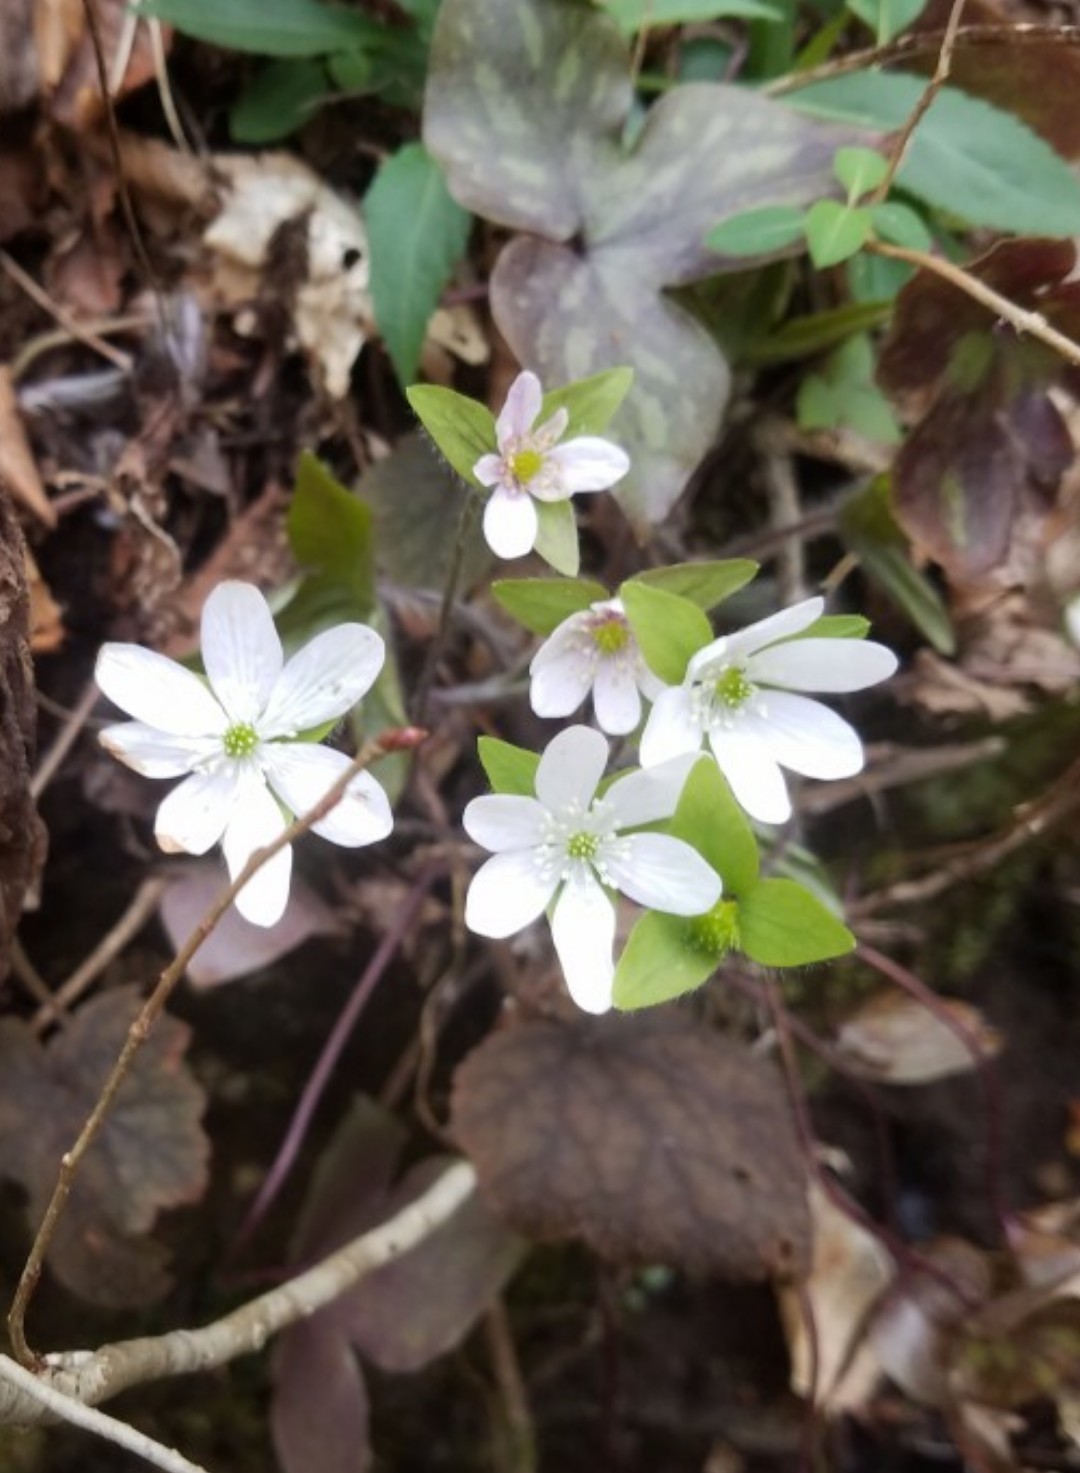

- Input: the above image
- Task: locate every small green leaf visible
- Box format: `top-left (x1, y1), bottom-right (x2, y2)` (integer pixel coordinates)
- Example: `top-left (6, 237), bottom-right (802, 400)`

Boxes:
top-left (135, 0), bottom-right (380, 55)
top-left (406, 384), bottom-right (495, 488)
top-left (230, 59), bottom-right (328, 142)
top-left (833, 145), bottom-right (888, 200)
top-left (669, 758), bottom-right (759, 895)
top-left (533, 499), bottom-right (581, 577)
top-left (626, 559), bottom-right (758, 610)
top-left (477, 737), bottom-right (539, 797)
top-left (705, 204), bottom-right (807, 257)
top-left (613, 912), bottom-right (718, 1011)
top-left (541, 368), bottom-right (634, 439)
top-left (796, 614), bottom-right (870, 640)
top-left (748, 300), bottom-right (892, 366)
top-left (492, 577), bottom-right (609, 635)
top-left (287, 452), bottom-right (375, 615)
top-left (365, 144), bottom-right (472, 387)
top-left (790, 74), bottom-right (1080, 237)
top-left (620, 583), bottom-right (713, 685)
top-left (869, 200), bottom-right (933, 251)
top-left (804, 200), bottom-right (874, 268)
top-left (796, 374), bottom-right (840, 431)
top-left (738, 878), bottom-right (855, 966)
top-left (847, 0), bottom-right (929, 43)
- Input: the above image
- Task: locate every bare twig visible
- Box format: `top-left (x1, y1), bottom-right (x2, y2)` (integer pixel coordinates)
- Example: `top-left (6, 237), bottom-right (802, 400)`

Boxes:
top-left (0, 252), bottom-right (132, 374)
top-left (0, 1160), bottom-right (476, 1426)
top-left (485, 1298), bottom-right (538, 1473)
top-left (768, 21), bottom-right (1080, 95)
top-left (755, 417), bottom-right (806, 604)
top-left (31, 679), bottom-right (101, 801)
top-left (867, 241), bottom-right (1080, 369)
top-left (0, 1355), bottom-right (209, 1473)
top-left (31, 876), bottom-right (169, 1035)
top-left (8, 728), bottom-right (425, 1366)
top-left (870, 0), bottom-right (967, 202)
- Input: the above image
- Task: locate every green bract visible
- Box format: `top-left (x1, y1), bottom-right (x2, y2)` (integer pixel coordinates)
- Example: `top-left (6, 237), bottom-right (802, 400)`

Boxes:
top-left (477, 737), bottom-right (540, 797)
top-left (613, 760), bottom-right (855, 1010)
top-left (620, 583), bottom-right (713, 685)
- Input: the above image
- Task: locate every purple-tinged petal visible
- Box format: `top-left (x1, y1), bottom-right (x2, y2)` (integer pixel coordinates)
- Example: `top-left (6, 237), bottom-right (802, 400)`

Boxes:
top-left (495, 370), bottom-right (543, 447)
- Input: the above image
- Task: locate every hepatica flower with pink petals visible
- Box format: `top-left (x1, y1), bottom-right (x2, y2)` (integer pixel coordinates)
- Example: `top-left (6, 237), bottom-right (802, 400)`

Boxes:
top-left (530, 597), bottom-right (664, 735)
top-left (473, 370), bottom-right (630, 559)
top-left (96, 581), bottom-right (392, 927)
top-left (640, 596), bottom-right (898, 826)
top-left (463, 726), bottom-right (720, 1014)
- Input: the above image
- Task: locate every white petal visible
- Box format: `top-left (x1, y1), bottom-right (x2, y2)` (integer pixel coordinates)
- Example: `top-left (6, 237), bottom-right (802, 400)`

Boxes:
top-left (473, 453), bottom-right (505, 488)
top-left (592, 659), bottom-right (641, 735)
top-left (708, 727), bottom-right (791, 825)
top-left (531, 405), bottom-right (569, 451)
top-left (724, 597), bottom-right (825, 662)
top-left (748, 638), bottom-right (898, 693)
top-left (529, 614), bottom-right (589, 669)
top-left (496, 370), bottom-right (542, 446)
top-left (1065, 595), bottom-right (1080, 648)
top-left (604, 754), bottom-right (698, 828)
top-left (529, 646), bottom-right (595, 719)
top-left (465, 850), bottom-right (558, 939)
top-left (639, 686), bottom-right (701, 767)
top-left (99, 721), bottom-right (216, 778)
top-left (605, 833), bottom-right (721, 916)
top-left (550, 876), bottom-right (615, 1014)
top-left (544, 437), bottom-right (630, 493)
top-left (154, 763), bottom-right (239, 856)
top-left (96, 644), bottom-right (227, 737)
top-left (745, 692), bottom-right (864, 779)
top-left (463, 794), bottom-right (548, 853)
top-left (535, 725), bottom-right (608, 813)
top-left (200, 581), bottom-right (283, 724)
top-left (635, 658), bottom-right (667, 703)
top-left (482, 488), bottom-right (538, 559)
top-left (260, 624), bottom-right (385, 739)
top-left (262, 743), bottom-right (393, 847)
top-left (222, 771), bottom-right (292, 927)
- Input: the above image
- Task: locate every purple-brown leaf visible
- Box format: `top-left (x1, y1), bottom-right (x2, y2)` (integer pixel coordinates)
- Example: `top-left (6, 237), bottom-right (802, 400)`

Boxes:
top-left (452, 1012), bottom-right (811, 1281)
top-left (0, 987), bottom-right (209, 1306)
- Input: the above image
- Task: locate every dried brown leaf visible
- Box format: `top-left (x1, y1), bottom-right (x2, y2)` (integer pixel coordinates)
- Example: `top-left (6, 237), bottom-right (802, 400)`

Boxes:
top-left (779, 1183), bottom-right (893, 1411)
top-left (835, 992), bottom-right (1002, 1086)
top-left (452, 1012), bottom-right (810, 1280)
top-left (0, 367), bottom-right (55, 527)
top-left (0, 987), bottom-right (209, 1306)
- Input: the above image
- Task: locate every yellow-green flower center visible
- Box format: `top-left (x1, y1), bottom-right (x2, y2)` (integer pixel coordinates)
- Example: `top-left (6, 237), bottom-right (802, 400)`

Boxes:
top-left (567, 831), bottom-right (600, 861)
top-left (510, 448), bottom-right (544, 483)
top-left (223, 722), bottom-right (259, 758)
top-left (687, 899), bottom-right (740, 957)
top-left (713, 666), bottom-right (754, 709)
top-left (592, 618), bottom-right (630, 656)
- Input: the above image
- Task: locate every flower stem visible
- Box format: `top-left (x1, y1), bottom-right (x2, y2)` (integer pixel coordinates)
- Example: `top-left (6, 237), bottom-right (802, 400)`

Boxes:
top-left (412, 486), bottom-right (480, 726)
top-left (6, 727), bottom-right (425, 1369)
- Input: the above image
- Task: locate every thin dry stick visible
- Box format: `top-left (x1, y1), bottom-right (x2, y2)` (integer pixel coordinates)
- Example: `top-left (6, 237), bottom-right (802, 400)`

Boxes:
top-left (867, 240), bottom-right (1080, 368)
top-left (0, 1161), bottom-right (476, 1426)
top-left (31, 876), bottom-right (169, 1035)
top-left (0, 251), bottom-right (131, 373)
top-left (8, 727), bottom-right (424, 1367)
top-left (31, 679), bottom-right (101, 800)
top-left (765, 21), bottom-right (1080, 96)
top-left (485, 1298), bottom-right (538, 1473)
top-left (870, 0), bottom-right (967, 203)
top-left (0, 1355), bottom-right (209, 1473)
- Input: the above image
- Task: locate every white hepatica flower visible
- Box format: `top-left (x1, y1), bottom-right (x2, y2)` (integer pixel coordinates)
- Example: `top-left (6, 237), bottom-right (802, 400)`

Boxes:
top-left (473, 369), bottom-right (630, 560)
top-left (529, 597), bottom-right (664, 735)
top-left (640, 596), bottom-right (898, 826)
top-left (463, 726), bottom-right (721, 1014)
top-left (96, 581), bottom-right (392, 927)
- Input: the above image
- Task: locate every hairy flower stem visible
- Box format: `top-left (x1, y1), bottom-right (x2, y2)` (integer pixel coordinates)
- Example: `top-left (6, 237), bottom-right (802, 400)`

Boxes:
top-left (412, 486), bottom-right (480, 726)
top-left (7, 728), bottom-right (425, 1369)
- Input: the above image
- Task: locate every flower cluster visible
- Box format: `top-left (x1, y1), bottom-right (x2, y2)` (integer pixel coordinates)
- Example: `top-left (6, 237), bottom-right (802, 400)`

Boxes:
top-left (96, 581), bottom-right (391, 927)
